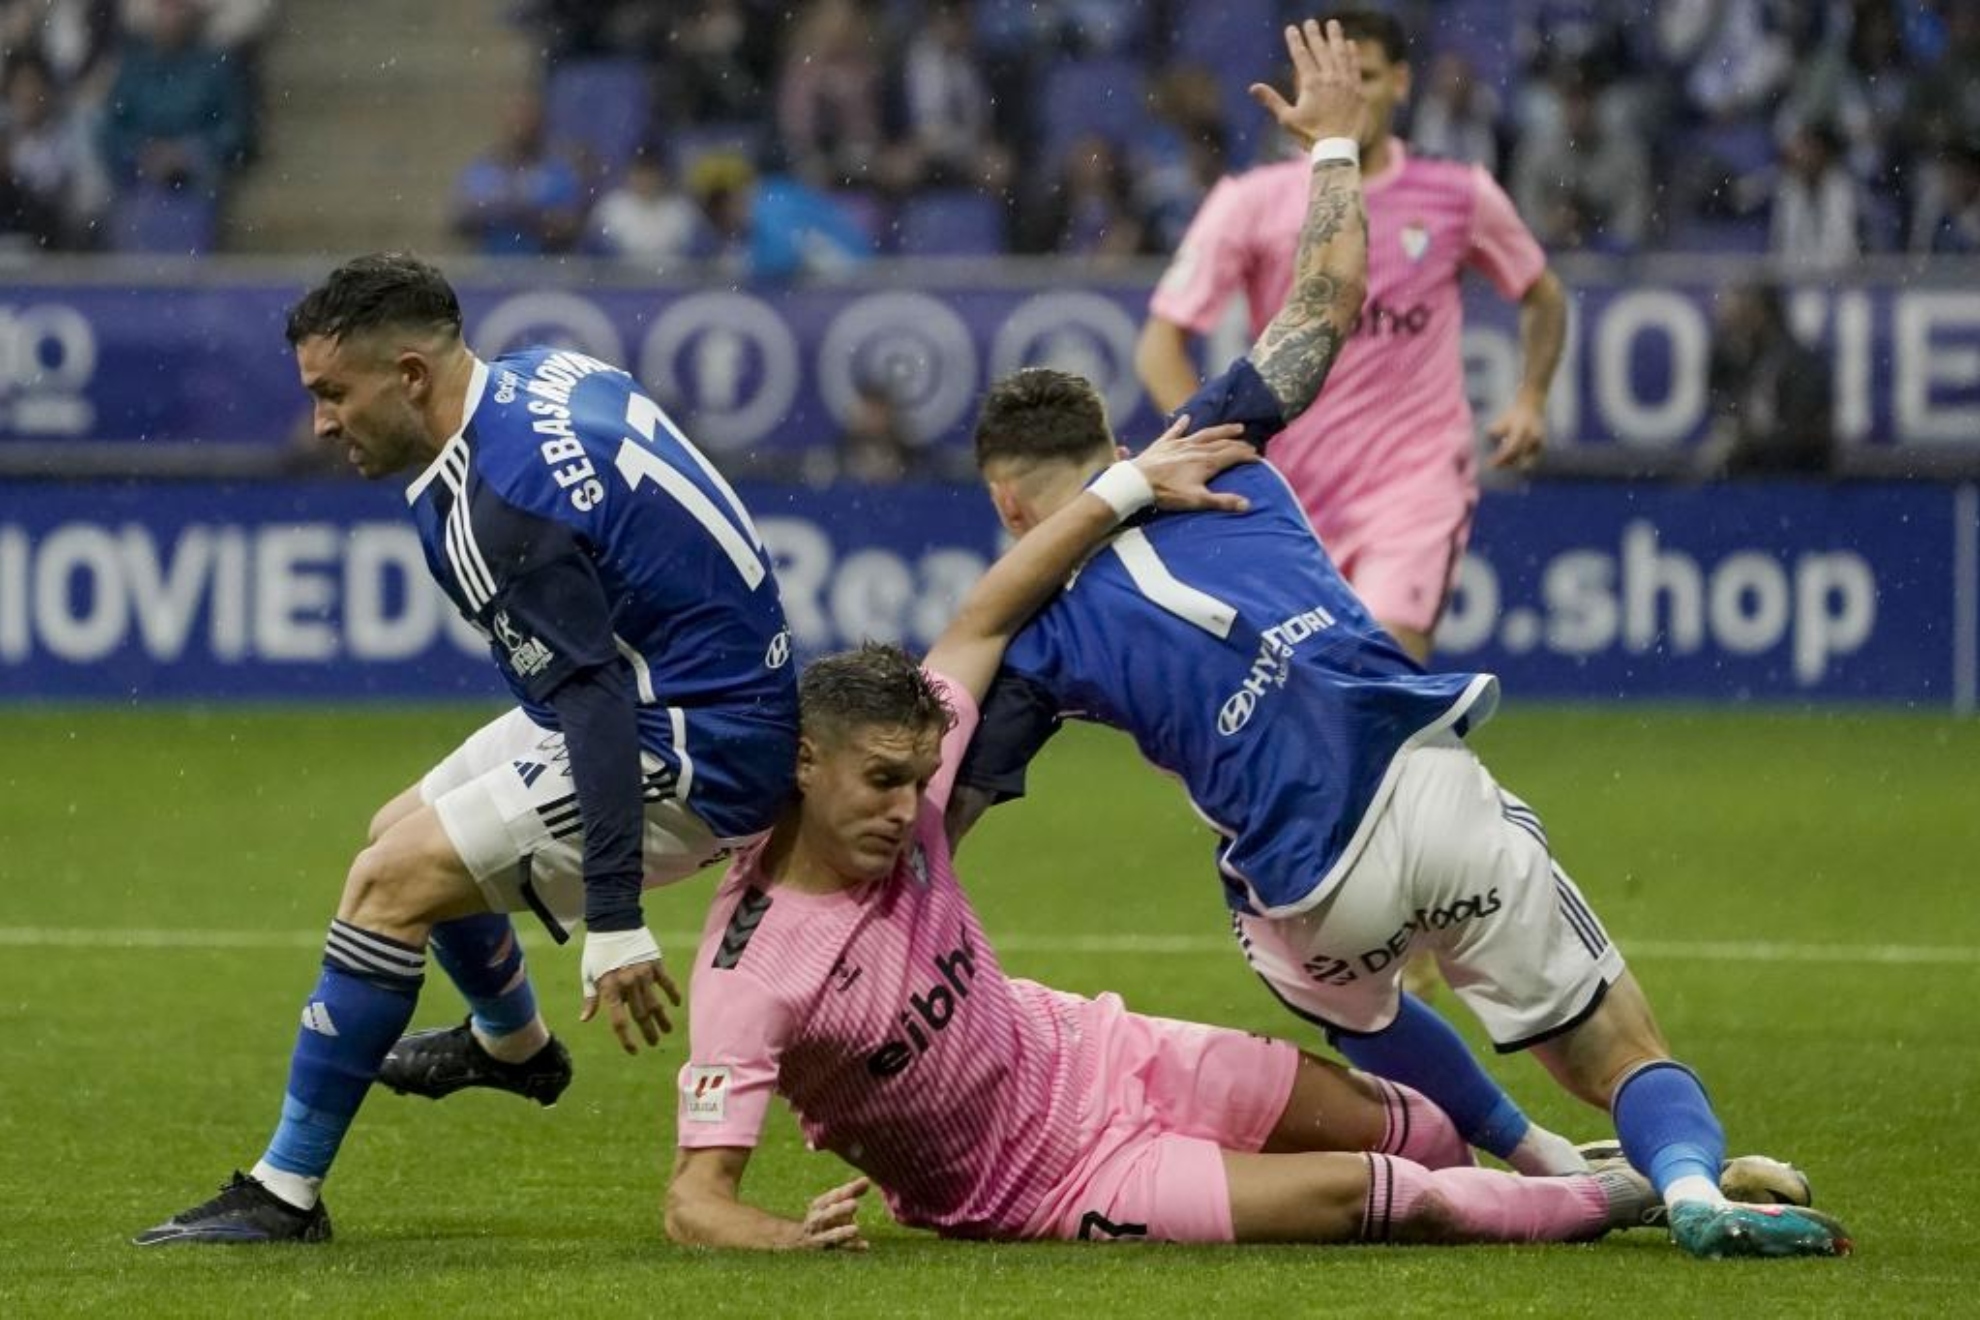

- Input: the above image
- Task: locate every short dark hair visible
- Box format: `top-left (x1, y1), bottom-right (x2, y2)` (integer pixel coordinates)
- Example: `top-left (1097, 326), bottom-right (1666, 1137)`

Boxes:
top-left (285, 252), bottom-right (463, 348)
top-left (972, 368), bottom-right (1112, 471)
top-left (800, 642), bottom-right (955, 746)
top-left (1321, 9), bottom-right (1408, 63)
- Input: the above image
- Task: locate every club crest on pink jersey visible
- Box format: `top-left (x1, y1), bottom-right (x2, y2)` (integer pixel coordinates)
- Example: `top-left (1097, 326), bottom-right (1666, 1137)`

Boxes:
top-left (1400, 222), bottom-right (1430, 262)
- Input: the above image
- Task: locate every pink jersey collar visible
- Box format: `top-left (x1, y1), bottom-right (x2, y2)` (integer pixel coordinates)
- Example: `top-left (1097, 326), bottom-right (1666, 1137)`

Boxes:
top-left (1364, 139), bottom-right (1409, 195)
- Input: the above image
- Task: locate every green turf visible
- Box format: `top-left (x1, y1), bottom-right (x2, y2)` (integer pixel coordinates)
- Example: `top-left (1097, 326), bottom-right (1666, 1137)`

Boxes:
top-left (3, 705), bottom-right (1974, 1316)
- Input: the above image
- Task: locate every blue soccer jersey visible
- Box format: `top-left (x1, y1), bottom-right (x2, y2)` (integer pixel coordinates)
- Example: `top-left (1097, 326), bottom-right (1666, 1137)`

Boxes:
top-left (405, 347), bottom-right (797, 925)
top-left (959, 359), bottom-right (1498, 917)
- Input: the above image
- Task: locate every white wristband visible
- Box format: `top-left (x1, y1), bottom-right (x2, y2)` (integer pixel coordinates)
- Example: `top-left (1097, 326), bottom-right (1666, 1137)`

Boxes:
top-left (1087, 461), bottom-right (1155, 521)
top-left (1310, 136), bottom-right (1360, 167)
top-left (581, 926), bottom-right (662, 998)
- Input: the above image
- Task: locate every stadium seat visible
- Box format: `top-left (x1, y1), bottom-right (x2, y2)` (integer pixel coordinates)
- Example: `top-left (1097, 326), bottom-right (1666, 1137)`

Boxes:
top-left (832, 188), bottom-right (893, 252)
top-left (897, 190), bottom-right (1007, 257)
top-left (545, 57), bottom-right (651, 177)
top-left (108, 185), bottom-right (220, 255)
top-left (1040, 57), bottom-right (1149, 163)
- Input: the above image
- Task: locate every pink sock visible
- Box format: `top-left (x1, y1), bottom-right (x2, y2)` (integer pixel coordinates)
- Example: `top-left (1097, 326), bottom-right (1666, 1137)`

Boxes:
top-left (1369, 1077), bottom-right (1475, 1170)
top-left (1362, 1155), bottom-right (1609, 1244)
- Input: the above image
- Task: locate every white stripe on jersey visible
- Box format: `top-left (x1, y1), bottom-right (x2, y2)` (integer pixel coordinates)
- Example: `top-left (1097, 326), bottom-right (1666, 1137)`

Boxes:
top-left (615, 634), bottom-right (657, 703)
top-left (636, 394), bottom-right (769, 552)
top-left (1108, 529), bottom-right (1237, 639)
top-left (613, 440), bottom-right (768, 590)
top-left (670, 706), bottom-right (696, 802)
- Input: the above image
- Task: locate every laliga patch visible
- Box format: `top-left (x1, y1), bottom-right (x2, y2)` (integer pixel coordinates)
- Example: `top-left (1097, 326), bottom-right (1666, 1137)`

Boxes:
top-left (684, 1065), bottom-right (730, 1123)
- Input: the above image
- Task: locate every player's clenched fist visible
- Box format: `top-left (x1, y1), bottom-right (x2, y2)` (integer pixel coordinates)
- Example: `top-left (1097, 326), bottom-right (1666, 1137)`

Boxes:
top-left (1249, 19), bottom-right (1369, 150)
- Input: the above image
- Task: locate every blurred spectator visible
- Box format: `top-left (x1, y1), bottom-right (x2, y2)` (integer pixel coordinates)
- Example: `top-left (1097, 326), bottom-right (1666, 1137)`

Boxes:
top-left (689, 151), bottom-right (872, 282)
top-left (1912, 140), bottom-right (1980, 255)
top-left (1023, 133), bottom-right (1145, 257)
top-left (451, 90), bottom-right (584, 256)
top-left (2, 0), bottom-right (119, 102)
top-left (99, 0), bottom-right (249, 191)
top-left (656, 0), bottom-right (776, 124)
top-left (2, 57), bottom-right (100, 247)
top-left (1412, 53), bottom-right (1502, 174)
top-left (586, 151), bottom-right (704, 265)
top-left (802, 371), bottom-right (922, 485)
top-left (1702, 281), bottom-right (1833, 478)
top-left (1513, 69), bottom-right (1651, 251)
top-left (1658, 0), bottom-right (1795, 119)
top-left (891, 0), bottom-right (1011, 192)
top-left (1135, 65), bottom-right (1226, 249)
top-left (1770, 123), bottom-right (1860, 268)
top-left (1776, 3), bottom-right (1913, 193)
top-left (123, 0), bottom-right (278, 163)
top-left (776, 0), bottom-right (882, 188)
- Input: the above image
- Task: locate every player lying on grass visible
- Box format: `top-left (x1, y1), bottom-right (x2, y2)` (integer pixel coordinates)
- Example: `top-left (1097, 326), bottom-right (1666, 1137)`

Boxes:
top-left (940, 20), bottom-right (1850, 1266)
top-left (137, 253), bottom-right (797, 1245)
top-left (666, 633), bottom-right (1660, 1249)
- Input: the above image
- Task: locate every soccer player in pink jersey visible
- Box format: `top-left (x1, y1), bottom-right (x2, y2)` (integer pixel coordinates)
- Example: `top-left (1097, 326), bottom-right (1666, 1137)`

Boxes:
top-left (668, 637), bottom-right (1664, 1250)
top-left (1136, 7), bottom-right (1568, 665)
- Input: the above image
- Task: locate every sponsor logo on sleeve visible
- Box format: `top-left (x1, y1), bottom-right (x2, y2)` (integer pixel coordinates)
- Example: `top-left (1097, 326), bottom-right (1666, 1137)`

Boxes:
top-left (683, 1065), bottom-right (731, 1123)
top-left (492, 609), bottom-right (555, 678)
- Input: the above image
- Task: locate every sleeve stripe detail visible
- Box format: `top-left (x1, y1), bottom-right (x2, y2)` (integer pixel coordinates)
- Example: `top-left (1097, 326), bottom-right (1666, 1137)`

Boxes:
top-left (438, 442), bottom-right (497, 609)
top-left (670, 705), bottom-right (696, 803)
top-left (614, 634), bottom-right (658, 704)
top-left (1108, 528), bottom-right (1237, 639)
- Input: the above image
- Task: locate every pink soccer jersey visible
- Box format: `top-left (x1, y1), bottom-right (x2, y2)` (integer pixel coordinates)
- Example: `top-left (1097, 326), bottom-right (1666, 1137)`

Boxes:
top-left (1151, 143), bottom-right (1545, 557)
top-left (676, 675), bottom-right (1091, 1237)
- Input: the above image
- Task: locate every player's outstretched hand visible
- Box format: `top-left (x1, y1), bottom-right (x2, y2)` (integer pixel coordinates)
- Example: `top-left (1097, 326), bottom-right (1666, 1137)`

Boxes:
top-left (1248, 19), bottom-right (1368, 152)
top-left (579, 926), bottom-right (682, 1054)
top-left (1133, 414), bottom-right (1257, 514)
top-left (792, 1176), bottom-right (871, 1252)
top-left (1487, 391), bottom-right (1548, 469)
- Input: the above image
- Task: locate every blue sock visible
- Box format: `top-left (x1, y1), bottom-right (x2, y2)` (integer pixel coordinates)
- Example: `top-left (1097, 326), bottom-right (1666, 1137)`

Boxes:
top-left (1330, 993), bottom-right (1533, 1159)
top-left (429, 913), bottom-right (540, 1040)
top-left (261, 920), bottom-right (425, 1181)
top-left (1612, 1060), bottom-right (1724, 1197)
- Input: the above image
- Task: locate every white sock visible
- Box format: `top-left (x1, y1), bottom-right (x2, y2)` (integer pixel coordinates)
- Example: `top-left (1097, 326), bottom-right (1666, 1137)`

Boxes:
top-left (1506, 1127), bottom-right (1590, 1176)
top-left (474, 1016), bottom-right (550, 1064)
top-left (250, 1160), bottom-right (321, 1211)
top-left (1664, 1173), bottom-right (1727, 1211)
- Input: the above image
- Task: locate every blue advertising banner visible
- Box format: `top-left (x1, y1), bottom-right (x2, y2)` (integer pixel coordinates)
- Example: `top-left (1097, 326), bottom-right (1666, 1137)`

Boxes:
top-left (1, 270), bottom-right (1976, 459)
top-left (0, 478), bottom-right (1971, 708)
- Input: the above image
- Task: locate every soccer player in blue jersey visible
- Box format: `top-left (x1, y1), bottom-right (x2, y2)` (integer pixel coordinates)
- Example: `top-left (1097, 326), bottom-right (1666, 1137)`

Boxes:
top-left (137, 253), bottom-right (797, 1245)
top-left (944, 22), bottom-right (1847, 1262)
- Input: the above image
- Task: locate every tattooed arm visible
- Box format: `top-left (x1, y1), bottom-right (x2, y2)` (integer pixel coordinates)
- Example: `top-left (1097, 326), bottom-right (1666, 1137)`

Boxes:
top-left (1245, 20), bottom-right (1370, 420)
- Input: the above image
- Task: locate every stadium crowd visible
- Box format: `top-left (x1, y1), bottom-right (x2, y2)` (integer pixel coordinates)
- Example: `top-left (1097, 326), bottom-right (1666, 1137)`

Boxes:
top-left (2, 0), bottom-right (1974, 264)
top-left (0, 0), bottom-right (273, 253)
top-left (479, 0), bottom-right (1980, 273)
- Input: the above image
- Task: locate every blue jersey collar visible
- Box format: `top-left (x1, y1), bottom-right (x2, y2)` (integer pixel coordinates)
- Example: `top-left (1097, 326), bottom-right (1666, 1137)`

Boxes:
top-left (404, 356), bottom-right (490, 505)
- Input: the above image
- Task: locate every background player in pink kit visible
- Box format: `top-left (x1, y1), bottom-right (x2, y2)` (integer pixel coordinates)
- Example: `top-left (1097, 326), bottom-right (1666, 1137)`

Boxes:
top-left (1136, 7), bottom-right (1568, 664)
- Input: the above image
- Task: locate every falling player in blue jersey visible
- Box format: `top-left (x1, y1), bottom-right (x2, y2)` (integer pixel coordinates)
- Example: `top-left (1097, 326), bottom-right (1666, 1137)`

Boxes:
top-left (137, 253), bottom-right (797, 1245)
top-left (944, 21), bottom-right (1848, 1263)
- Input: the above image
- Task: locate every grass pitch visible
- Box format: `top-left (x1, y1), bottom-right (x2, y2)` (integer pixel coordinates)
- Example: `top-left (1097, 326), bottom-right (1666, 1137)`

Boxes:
top-left (2, 704), bottom-right (1975, 1317)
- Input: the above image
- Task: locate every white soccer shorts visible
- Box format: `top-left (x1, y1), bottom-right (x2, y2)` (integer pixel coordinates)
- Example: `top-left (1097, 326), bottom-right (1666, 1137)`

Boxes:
top-left (1234, 734), bottom-right (1627, 1050)
top-left (420, 707), bottom-right (749, 936)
